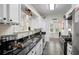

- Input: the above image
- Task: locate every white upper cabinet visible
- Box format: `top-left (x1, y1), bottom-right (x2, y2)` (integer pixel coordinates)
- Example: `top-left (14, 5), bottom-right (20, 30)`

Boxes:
top-left (0, 4), bottom-right (3, 19)
top-left (0, 4), bottom-right (21, 25)
top-left (0, 4), bottom-right (8, 23)
top-left (9, 4), bottom-right (21, 24)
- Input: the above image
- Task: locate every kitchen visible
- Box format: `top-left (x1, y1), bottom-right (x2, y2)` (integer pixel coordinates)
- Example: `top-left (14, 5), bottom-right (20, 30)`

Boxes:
top-left (0, 4), bottom-right (79, 55)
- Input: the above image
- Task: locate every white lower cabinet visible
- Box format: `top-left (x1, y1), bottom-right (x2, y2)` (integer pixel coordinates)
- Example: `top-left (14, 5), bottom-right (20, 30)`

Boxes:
top-left (35, 39), bottom-right (43, 55)
top-left (27, 47), bottom-right (36, 55)
top-left (35, 44), bottom-right (41, 55)
top-left (67, 43), bottom-right (72, 55)
top-left (27, 39), bottom-right (43, 55)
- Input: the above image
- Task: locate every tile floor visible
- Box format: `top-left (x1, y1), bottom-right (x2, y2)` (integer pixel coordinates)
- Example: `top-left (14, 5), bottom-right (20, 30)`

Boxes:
top-left (42, 38), bottom-right (64, 55)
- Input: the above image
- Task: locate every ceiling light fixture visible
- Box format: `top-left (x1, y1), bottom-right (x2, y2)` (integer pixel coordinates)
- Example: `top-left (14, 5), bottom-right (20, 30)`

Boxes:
top-left (49, 4), bottom-right (54, 10)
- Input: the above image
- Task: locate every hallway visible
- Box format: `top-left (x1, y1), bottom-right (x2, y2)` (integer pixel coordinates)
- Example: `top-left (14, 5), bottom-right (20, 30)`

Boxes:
top-left (43, 38), bottom-right (63, 55)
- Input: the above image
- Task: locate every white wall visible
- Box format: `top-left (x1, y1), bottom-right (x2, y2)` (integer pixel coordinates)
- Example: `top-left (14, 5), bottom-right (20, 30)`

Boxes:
top-left (30, 17), bottom-right (46, 30)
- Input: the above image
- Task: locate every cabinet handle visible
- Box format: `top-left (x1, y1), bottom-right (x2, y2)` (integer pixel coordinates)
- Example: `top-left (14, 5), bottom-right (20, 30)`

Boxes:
top-left (10, 19), bottom-right (12, 21)
top-left (3, 18), bottom-right (6, 20)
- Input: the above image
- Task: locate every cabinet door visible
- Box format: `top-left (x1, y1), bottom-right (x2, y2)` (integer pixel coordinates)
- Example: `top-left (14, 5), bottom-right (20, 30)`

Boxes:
top-left (35, 40), bottom-right (42, 55)
top-left (35, 42), bottom-right (40, 55)
top-left (9, 4), bottom-right (20, 23)
top-left (28, 39), bottom-right (43, 55)
top-left (0, 4), bottom-right (8, 22)
top-left (0, 4), bottom-right (3, 20)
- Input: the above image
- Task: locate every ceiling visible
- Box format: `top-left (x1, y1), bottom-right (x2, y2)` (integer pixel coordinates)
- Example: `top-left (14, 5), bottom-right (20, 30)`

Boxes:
top-left (31, 4), bottom-right (71, 17)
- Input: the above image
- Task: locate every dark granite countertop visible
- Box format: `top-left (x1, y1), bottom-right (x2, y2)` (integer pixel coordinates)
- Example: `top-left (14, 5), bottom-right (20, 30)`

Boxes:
top-left (3, 37), bottom-right (41, 55)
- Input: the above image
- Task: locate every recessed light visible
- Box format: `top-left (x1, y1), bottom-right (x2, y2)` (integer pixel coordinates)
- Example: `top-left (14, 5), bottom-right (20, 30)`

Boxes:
top-left (49, 4), bottom-right (54, 10)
